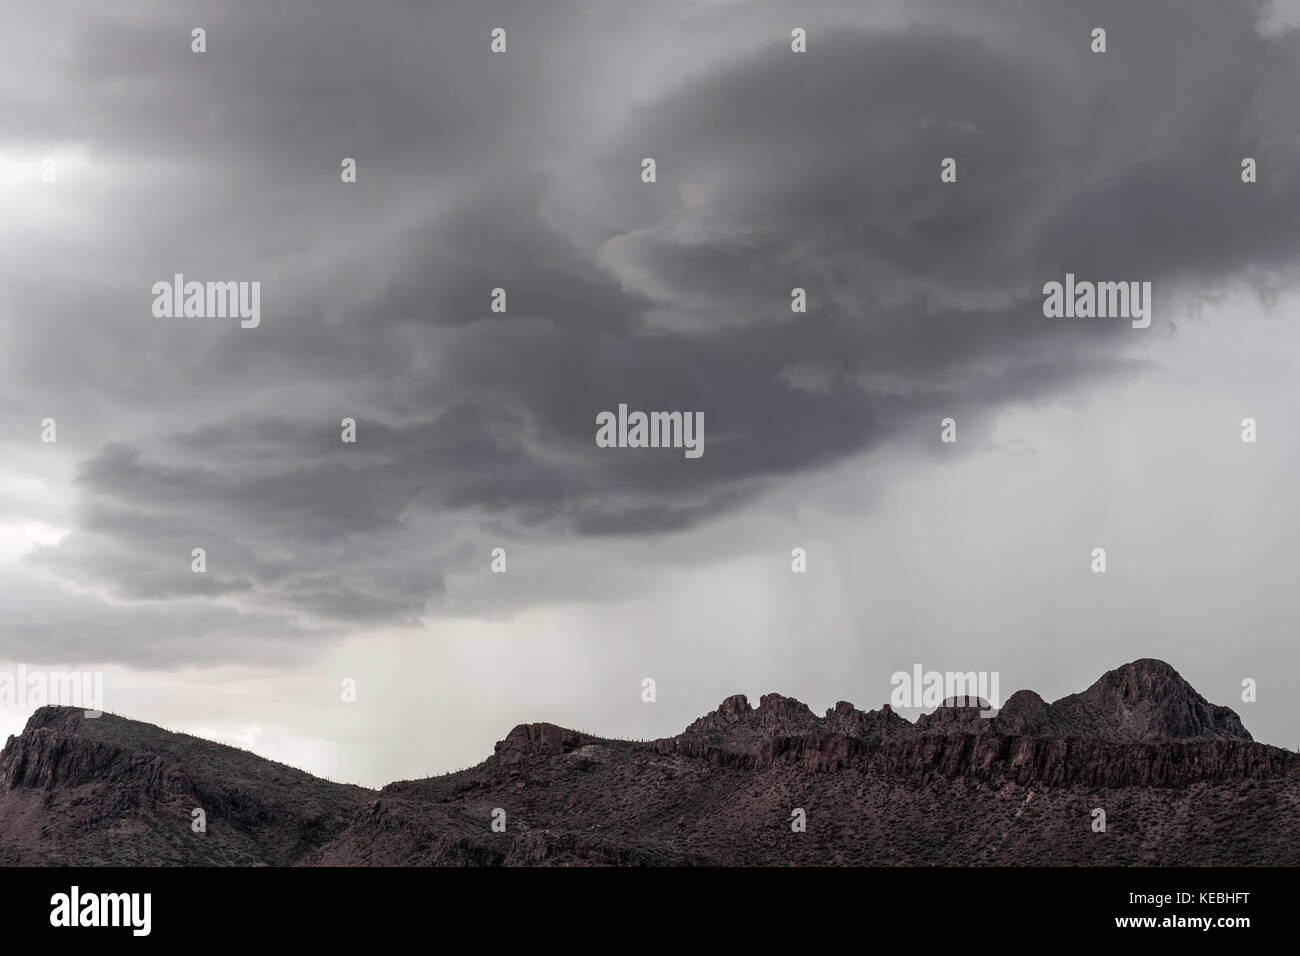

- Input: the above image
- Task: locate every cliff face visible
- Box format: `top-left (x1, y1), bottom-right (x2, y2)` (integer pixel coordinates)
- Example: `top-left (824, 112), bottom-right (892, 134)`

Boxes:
top-left (750, 732), bottom-right (1294, 786)
top-left (0, 708), bottom-right (368, 866)
top-left (0, 659), bottom-right (1295, 866)
top-left (654, 726), bottom-right (1291, 787)
top-left (2, 715), bottom-right (196, 800)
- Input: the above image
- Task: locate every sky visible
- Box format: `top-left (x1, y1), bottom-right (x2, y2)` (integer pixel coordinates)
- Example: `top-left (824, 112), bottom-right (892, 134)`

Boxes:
top-left (1, 0), bottom-right (1299, 787)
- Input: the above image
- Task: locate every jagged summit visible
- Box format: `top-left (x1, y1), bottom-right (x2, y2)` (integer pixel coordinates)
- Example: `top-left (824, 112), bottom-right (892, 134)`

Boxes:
top-left (682, 691), bottom-right (909, 750)
top-left (681, 659), bottom-right (1251, 746)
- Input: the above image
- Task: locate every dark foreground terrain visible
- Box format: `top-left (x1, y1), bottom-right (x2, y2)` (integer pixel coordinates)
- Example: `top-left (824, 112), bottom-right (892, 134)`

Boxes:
top-left (1, 659), bottom-right (1295, 865)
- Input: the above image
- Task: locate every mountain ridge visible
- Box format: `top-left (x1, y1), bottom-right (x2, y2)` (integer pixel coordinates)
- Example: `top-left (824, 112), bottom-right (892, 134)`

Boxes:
top-left (1, 658), bottom-right (1295, 866)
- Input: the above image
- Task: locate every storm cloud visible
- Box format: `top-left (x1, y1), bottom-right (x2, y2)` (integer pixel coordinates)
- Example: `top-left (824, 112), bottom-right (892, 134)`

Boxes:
top-left (2, 0), bottom-right (1298, 675)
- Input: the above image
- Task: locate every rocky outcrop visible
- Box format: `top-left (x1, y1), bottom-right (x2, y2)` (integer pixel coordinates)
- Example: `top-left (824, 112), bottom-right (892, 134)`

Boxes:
top-left (651, 735), bottom-right (756, 770)
top-left (791, 734), bottom-right (1295, 787)
top-left (823, 700), bottom-right (913, 739)
top-left (678, 692), bottom-right (912, 755)
top-left (991, 690), bottom-right (1053, 736)
top-left (0, 710), bottom-right (197, 811)
top-left (915, 697), bottom-right (994, 735)
top-left (494, 723), bottom-right (590, 767)
top-left (710, 729), bottom-right (1296, 787)
top-left (679, 693), bottom-right (818, 750)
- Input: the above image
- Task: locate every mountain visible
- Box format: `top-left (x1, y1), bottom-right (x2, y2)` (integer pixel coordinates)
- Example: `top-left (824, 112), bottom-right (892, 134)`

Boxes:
top-left (1, 659), bottom-right (1295, 866)
top-left (0, 705), bottom-right (366, 865)
top-left (994, 659), bottom-right (1252, 742)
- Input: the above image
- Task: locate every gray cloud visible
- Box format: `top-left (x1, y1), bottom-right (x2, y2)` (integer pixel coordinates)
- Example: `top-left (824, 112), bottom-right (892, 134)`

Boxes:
top-left (3, 0), bottom-right (1298, 665)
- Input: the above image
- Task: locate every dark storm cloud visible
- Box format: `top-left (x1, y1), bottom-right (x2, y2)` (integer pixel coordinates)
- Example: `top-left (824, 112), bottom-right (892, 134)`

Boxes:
top-left (581, 15), bottom-right (1300, 322)
top-left (5, 0), bottom-right (1299, 657)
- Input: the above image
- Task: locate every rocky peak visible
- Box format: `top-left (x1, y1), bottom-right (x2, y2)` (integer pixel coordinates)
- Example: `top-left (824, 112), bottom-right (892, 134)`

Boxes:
top-left (991, 689), bottom-right (1052, 736)
top-left (1050, 659), bottom-right (1252, 742)
top-left (755, 693), bottom-right (818, 735)
top-left (822, 701), bottom-right (912, 739)
top-left (914, 697), bottom-right (994, 735)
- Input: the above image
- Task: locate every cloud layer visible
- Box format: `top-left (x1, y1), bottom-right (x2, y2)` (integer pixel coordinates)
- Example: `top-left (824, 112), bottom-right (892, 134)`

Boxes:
top-left (2, 0), bottom-right (1298, 668)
